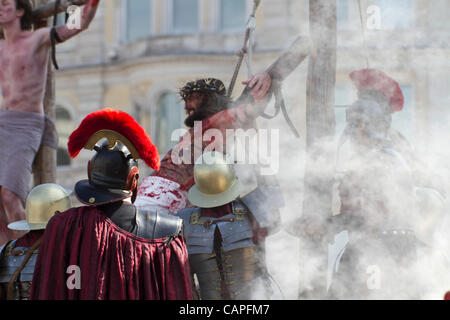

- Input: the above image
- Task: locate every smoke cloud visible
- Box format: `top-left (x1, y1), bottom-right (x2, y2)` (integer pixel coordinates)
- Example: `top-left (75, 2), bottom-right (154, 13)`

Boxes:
top-left (252, 1), bottom-right (450, 300)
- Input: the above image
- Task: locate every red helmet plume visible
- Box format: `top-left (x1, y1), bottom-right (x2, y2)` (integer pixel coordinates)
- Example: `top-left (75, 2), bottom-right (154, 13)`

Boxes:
top-left (349, 69), bottom-right (404, 113)
top-left (68, 108), bottom-right (160, 170)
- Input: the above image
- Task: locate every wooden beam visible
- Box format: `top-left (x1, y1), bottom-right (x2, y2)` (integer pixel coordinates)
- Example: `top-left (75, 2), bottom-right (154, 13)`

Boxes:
top-left (32, 0), bottom-right (57, 186)
top-left (298, 0), bottom-right (337, 299)
top-left (32, 0), bottom-right (90, 22)
top-left (33, 61), bottom-right (56, 186)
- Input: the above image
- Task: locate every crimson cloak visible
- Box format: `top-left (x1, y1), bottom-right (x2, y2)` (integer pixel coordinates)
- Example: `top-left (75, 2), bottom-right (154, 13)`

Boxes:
top-left (30, 206), bottom-right (192, 300)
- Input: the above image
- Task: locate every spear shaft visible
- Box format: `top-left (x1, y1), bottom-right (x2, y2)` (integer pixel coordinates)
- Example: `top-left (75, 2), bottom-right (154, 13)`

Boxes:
top-left (227, 0), bottom-right (261, 97)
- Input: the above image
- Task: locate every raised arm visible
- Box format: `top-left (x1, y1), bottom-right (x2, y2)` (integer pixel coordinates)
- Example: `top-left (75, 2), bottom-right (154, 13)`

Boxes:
top-left (243, 35), bottom-right (311, 98)
top-left (38, 0), bottom-right (100, 46)
top-left (56, 0), bottom-right (100, 41)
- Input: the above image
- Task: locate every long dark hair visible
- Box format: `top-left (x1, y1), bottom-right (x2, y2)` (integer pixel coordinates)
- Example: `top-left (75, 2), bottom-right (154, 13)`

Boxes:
top-left (16, 0), bottom-right (34, 31)
top-left (0, 0), bottom-right (33, 39)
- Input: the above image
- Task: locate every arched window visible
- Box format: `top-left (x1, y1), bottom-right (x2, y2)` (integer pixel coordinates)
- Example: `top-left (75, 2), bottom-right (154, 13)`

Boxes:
top-left (154, 92), bottom-right (184, 155)
top-left (55, 105), bottom-right (73, 167)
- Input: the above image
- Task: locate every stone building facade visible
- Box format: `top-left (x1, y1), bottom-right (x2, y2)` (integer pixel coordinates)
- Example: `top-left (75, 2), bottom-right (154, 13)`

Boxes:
top-left (49, 0), bottom-right (449, 204)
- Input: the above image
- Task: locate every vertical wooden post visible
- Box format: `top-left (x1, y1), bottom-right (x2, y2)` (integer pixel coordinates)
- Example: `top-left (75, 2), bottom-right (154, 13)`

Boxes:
top-left (298, 0), bottom-right (337, 299)
top-left (33, 64), bottom-right (56, 185)
top-left (33, 0), bottom-right (57, 186)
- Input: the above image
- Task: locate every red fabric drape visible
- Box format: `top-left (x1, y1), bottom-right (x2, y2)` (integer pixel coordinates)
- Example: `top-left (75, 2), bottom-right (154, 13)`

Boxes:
top-left (16, 230), bottom-right (44, 248)
top-left (30, 207), bottom-right (192, 300)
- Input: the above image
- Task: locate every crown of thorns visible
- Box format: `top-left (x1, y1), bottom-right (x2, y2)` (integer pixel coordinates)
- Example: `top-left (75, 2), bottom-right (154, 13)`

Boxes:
top-left (179, 78), bottom-right (227, 100)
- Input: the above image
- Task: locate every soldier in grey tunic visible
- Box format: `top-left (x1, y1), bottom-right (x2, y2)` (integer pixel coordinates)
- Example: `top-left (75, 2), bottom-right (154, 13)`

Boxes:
top-left (177, 152), bottom-right (282, 300)
top-left (0, 184), bottom-right (71, 300)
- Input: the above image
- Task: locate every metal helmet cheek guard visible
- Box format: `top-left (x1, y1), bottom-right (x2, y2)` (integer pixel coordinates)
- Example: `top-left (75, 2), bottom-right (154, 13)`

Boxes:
top-left (68, 108), bottom-right (159, 206)
top-left (345, 99), bottom-right (392, 141)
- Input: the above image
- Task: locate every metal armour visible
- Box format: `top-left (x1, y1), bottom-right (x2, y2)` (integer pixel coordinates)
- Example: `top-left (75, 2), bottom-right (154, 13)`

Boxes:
top-left (177, 200), bottom-right (255, 255)
top-left (221, 246), bottom-right (272, 299)
top-left (190, 247), bottom-right (273, 300)
top-left (0, 240), bottom-right (38, 300)
top-left (0, 241), bottom-right (39, 283)
top-left (135, 209), bottom-right (183, 240)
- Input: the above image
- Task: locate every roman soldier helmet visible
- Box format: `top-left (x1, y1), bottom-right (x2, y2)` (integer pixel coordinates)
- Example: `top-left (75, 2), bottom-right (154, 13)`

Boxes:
top-left (8, 184), bottom-right (72, 231)
top-left (345, 69), bottom-right (405, 140)
top-left (68, 108), bottom-right (160, 206)
top-left (188, 152), bottom-right (241, 208)
top-left (179, 78), bottom-right (227, 100)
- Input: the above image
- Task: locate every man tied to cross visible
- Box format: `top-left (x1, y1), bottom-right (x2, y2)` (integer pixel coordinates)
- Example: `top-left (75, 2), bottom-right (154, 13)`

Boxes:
top-left (0, 0), bottom-right (100, 245)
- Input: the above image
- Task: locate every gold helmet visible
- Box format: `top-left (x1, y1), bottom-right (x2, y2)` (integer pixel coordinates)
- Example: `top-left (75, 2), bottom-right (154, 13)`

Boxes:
top-left (188, 152), bottom-right (241, 208)
top-left (8, 184), bottom-right (72, 231)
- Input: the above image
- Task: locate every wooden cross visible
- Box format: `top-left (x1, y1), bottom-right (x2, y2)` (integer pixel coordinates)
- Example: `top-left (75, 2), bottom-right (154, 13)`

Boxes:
top-left (298, 0), bottom-right (337, 299)
top-left (31, 0), bottom-right (89, 186)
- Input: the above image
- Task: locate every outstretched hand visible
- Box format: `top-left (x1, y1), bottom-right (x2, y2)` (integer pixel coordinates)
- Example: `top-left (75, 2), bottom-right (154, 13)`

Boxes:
top-left (47, 0), bottom-right (101, 44)
top-left (242, 71), bottom-right (272, 100)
